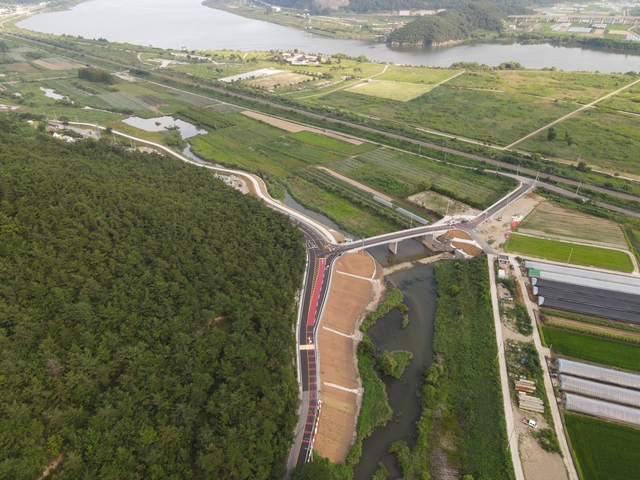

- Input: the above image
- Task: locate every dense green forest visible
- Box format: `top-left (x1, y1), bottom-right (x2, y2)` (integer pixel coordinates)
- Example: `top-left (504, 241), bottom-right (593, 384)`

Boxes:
top-left (386, 3), bottom-right (506, 45)
top-left (0, 115), bottom-right (306, 479)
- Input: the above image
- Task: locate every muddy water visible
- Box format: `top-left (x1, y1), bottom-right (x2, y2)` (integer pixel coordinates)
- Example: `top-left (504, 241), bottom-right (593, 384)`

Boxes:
top-left (354, 262), bottom-right (438, 479)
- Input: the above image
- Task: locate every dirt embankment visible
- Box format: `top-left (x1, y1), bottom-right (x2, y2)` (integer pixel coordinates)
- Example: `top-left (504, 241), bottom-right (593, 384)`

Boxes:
top-left (314, 251), bottom-right (384, 463)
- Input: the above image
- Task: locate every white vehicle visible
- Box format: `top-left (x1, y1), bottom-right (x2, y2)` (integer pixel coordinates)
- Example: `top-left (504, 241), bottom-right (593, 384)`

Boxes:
top-left (523, 418), bottom-right (537, 428)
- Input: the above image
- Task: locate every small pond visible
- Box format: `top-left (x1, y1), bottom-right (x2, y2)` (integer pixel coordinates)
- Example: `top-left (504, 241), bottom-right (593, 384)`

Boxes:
top-left (122, 116), bottom-right (207, 139)
top-left (40, 87), bottom-right (67, 101)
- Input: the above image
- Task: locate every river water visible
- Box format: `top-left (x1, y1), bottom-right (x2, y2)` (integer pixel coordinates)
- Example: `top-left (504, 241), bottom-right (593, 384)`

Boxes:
top-left (354, 263), bottom-right (437, 479)
top-left (17, 0), bottom-right (640, 72)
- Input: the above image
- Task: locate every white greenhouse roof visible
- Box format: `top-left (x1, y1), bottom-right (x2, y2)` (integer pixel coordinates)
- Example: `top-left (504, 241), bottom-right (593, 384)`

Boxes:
top-left (564, 393), bottom-right (640, 427)
top-left (525, 260), bottom-right (640, 288)
top-left (556, 359), bottom-right (640, 391)
top-left (559, 374), bottom-right (640, 408)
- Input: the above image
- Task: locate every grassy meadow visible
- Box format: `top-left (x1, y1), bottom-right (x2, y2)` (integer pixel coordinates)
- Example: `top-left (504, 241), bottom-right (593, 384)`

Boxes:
top-left (375, 66), bottom-right (462, 84)
top-left (446, 70), bottom-right (634, 104)
top-left (431, 257), bottom-right (514, 479)
top-left (311, 87), bottom-right (578, 146)
top-left (565, 414), bottom-right (640, 480)
top-left (519, 108), bottom-right (640, 175)
top-left (346, 80), bottom-right (434, 101)
top-left (504, 233), bottom-right (634, 273)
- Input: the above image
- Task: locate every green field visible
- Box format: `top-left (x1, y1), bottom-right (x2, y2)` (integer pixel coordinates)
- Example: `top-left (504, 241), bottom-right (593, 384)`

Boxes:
top-left (541, 327), bottom-right (640, 371)
top-left (346, 80), bottom-right (433, 101)
top-left (376, 66), bottom-right (462, 84)
top-left (331, 147), bottom-right (517, 209)
top-left (519, 108), bottom-right (640, 175)
top-left (189, 113), bottom-right (354, 176)
top-left (287, 176), bottom-right (401, 237)
top-left (599, 82), bottom-right (640, 114)
top-left (504, 233), bottom-right (634, 272)
top-left (447, 70), bottom-right (633, 104)
top-left (287, 130), bottom-right (354, 151)
top-left (312, 87), bottom-right (578, 146)
top-left (565, 414), bottom-right (640, 480)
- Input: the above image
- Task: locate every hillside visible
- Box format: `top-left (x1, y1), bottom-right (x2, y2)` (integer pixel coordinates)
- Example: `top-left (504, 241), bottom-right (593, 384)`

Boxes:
top-left (386, 3), bottom-right (506, 45)
top-left (0, 115), bottom-right (305, 479)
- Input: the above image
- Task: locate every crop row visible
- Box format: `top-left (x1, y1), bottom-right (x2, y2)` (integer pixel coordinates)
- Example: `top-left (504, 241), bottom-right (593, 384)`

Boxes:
top-left (97, 91), bottom-right (151, 112)
top-left (297, 168), bottom-right (410, 227)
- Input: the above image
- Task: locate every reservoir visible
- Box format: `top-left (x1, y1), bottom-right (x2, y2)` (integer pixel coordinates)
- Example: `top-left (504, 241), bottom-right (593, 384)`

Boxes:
top-left (17, 0), bottom-right (640, 72)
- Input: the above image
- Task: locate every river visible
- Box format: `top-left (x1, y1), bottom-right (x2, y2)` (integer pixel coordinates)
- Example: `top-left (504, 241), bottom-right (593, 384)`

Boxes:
top-left (354, 262), bottom-right (437, 479)
top-left (17, 0), bottom-right (640, 72)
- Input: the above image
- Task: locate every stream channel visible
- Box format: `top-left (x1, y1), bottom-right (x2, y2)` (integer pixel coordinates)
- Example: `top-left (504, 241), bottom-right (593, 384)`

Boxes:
top-left (282, 193), bottom-right (439, 478)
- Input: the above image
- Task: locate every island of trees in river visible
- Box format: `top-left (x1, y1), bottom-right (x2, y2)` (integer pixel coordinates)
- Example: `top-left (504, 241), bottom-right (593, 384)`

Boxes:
top-left (0, 115), bottom-right (305, 479)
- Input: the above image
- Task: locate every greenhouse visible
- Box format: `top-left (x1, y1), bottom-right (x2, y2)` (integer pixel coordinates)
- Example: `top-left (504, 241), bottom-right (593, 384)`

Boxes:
top-left (525, 261), bottom-right (640, 288)
top-left (556, 359), bottom-right (640, 390)
top-left (538, 297), bottom-right (640, 324)
top-left (532, 278), bottom-right (640, 307)
top-left (559, 375), bottom-right (640, 408)
top-left (564, 393), bottom-right (640, 427)
top-left (530, 271), bottom-right (640, 295)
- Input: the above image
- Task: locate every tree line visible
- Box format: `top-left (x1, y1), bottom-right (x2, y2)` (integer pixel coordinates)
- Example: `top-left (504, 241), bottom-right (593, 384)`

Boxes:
top-left (0, 115), bottom-right (306, 479)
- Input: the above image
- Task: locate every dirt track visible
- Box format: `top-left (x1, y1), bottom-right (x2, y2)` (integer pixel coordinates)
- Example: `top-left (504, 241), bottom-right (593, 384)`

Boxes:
top-left (314, 251), bottom-right (383, 462)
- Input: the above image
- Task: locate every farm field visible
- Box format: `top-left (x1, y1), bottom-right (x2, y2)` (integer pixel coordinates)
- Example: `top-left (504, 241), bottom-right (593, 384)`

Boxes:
top-left (287, 176), bottom-right (401, 237)
top-left (32, 56), bottom-right (83, 71)
top-left (446, 70), bottom-right (634, 104)
top-left (346, 80), bottom-right (433, 101)
top-left (245, 71), bottom-right (312, 89)
top-left (188, 113), bottom-right (366, 176)
top-left (518, 201), bottom-right (628, 247)
top-left (330, 147), bottom-right (517, 209)
top-left (541, 327), bottom-right (640, 372)
top-left (565, 414), bottom-right (640, 480)
top-left (504, 233), bottom-right (634, 273)
top-left (375, 66), bottom-right (462, 84)
top-left (313, 87), bottom-right (578, 146)
top-left (518, 108), bottom-right (640, 175)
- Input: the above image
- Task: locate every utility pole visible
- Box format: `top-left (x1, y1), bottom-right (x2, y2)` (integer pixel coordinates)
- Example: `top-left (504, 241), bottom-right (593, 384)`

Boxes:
top-left (575, 180), bottom-right (582, 197)
top-left (566, 248), bottom-right (574, 266)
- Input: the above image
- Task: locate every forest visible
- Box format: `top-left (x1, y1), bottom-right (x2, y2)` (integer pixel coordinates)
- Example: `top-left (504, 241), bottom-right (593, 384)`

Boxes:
top-left (0, 115), bottom-right (306, 479)
top-left (386, 3), bottom-right (506, 45)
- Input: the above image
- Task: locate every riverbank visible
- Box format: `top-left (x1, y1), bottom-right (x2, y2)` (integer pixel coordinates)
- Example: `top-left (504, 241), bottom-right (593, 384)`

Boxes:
top-left (314, 251), bottom-right (384, 462)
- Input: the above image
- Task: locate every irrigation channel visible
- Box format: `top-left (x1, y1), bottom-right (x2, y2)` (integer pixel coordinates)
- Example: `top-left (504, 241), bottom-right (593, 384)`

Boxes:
top-left (283, 195), bottom-right (439, 477)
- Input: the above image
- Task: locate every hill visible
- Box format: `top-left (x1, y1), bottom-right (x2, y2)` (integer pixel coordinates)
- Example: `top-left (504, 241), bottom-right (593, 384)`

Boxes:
top-left (0, 115), bottom-right (305, 479)
top-left (386, 3), bottom-right (506, 45)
